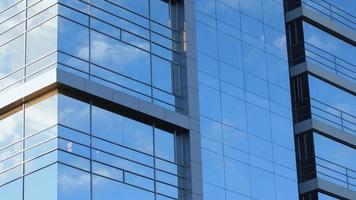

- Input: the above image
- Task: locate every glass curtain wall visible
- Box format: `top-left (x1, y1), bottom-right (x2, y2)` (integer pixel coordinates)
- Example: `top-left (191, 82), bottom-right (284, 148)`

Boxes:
top-left (195, 0), bottom-right (299, 199)
top-left (0, 91), bottom-right (184, 200)
top-left (0, 0), bottom-right (181, 111)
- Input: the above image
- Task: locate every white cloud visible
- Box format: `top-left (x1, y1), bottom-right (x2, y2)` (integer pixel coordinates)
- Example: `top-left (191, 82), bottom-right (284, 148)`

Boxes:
top-left (58, 171), bottom-right (90, 193)
top-left (90, 33), bottom-right (148, 68)
top-left (273, 35), bottom-right (287, 50)
top-left (306, 35), bottom-right (336, 52)
top-left (0, 111), bottom-right (22, 146)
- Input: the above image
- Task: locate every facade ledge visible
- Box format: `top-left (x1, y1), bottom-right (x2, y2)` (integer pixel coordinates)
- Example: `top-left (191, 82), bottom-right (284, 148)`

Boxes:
top-left (290, 61), bottom-right (356, 95)
top-left (299, 178), bottom-right (356, 199)
top-left (294, 118), bottom-right (356, 148)
top-left (0, 69), bottom-right (191, 131)
top-left (285, 5), bottom-right (356, 44)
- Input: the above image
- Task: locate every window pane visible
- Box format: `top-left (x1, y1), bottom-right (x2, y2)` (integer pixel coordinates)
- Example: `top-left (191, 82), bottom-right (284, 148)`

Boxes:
top-left (24, 164), bottom-right (57, 200)
top-left (26, 17), bottom-right (57, 63)
top-left (202, 149), bottom-right (225, 187)
top-left (196, 22), bottom-right (218, 58)
top-left (218, 31), bottom-right (243, 69)
top-left (92, 175), bottom-right (154, 200)
top-left (111, 0), bottom-right (148, 16)
top-left (199, 84), bottom-right (221, 121)
top-left (243, 42), bottom-right (267, 79)
top-left (221, 93), bottom-right (247, 131)
top-left (225, 158), bottom-right (251, 195)
top-left (155, 128), bottom-right (174, 161)
top-left (0, 178), bottom-right (22, 200)
top-left (250, 167), bottom-right (275, 200)
top-left (58, 17), bottom-right (89, 60)
top-left (0, 108), bottom-right (22, 148)
top-left (25, 94), bottom-right (57, 136)
top-left (90, 31), bottom-right (151, 84)
top-left (123, 117), bottom-right (153, 154)
top-left (0, 35), bottom-right (24, 79)
top-left (92, 106), bottom-right (123, 144)
top-left (150, 0), bottom-right (170, 27)
top-left (152, 56), bottom-right (173, 93)
top-left (59, 94), bottom-right (90, 133)
top-left (58, 164), bottom-right (90, 200)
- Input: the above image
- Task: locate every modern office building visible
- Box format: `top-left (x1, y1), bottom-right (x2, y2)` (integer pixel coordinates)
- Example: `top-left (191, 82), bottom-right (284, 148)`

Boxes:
top-left (284, 0), bottom-right (355, 199)
top-left (0, 0), bottom-right (354, 200)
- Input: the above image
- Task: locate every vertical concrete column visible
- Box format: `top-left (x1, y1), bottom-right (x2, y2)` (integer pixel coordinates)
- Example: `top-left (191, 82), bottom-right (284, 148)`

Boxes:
top-left (178, 0), bottom-right (203, 200)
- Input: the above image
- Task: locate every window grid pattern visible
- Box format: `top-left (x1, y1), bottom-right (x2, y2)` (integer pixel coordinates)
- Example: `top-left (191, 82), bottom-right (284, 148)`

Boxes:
top-left (195, 0), bottom-right (299, 199)
top-left (0, 0), bottom-right (182, 111)
top-left (0, 92), bottom-right (184, 200)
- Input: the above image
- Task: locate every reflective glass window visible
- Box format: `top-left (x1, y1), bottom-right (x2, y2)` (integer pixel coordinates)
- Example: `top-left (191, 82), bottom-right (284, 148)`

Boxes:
top-left (203, 183), bottom-right (225, 200)
top-left (318, 192), bottom-right (339, 200)
top-left (271, 113), bottom-right (294, 149)
top-left (303, 22), bottom-right (355, 64)
top-left (243, 42), bottom-right (267, 79)
top-left (58, 94), bottom-right (90, 133)
top-left (245, 73), bottom-right (268, 98)
top-left (221, 93), bottom-right (247, 131)
top-left (24, 164), bottom-right (57, 200)
top-left (269, 84), bottom-right (291, 108)
top-left (314, 133), bottom-right (355, 171)
top-left (155, 128), bottom-right (175, 162)
top-left (196, 22), bottom-right (218, 58)
top-left (58, 17), bottom-right (89, 60)
top-left (202, 149), bottom-right (225, 187)
top-left (0, 178), bottom-right (22, 200)
top-left (0, 35), bottom-right (24, 79)
top-left (112, 0), bottom-right (149, 16)
top-left (200, 117), bottom-right (222, 143)
top-left (150, 0), bottom-right (170, 26)
top-left (0, 0), bottom-right (22, 10)
top-left (216, 2), bottom-right (240, 30)
top-left (58, 164), bottom-right (90, 200)
top-left (246, 103), bottom-right (271, 140)
top-left (241, 14), bottom-right (264, 39)
top-left (197, 52), bottom-right (219, 77)
top-left (220, 63), bottom-right (244, 88)
top-left (250, 167), bottom-right (275, 200)
top-left (123, 117), bottom-right (153, 154)
top-left (195, 0), bottom-right (216, 17)
top-left (92, 106), bottom-right (123, 144)
top-left (26, 17), bottom-right (57, 64)
top-left (263, 0), bottom-right (285, 31)
top-left (199, 84), bottom-right (221, 121)
top-left (240, 0), bottom-right (263, 20)
top-left (266, 54), bottom-right (289, 89)
top-left (152, 56), bottom-right (173, 93)
top-left (223, 125), bottom-right (248, 152)
top-left (275, 175), bottom-right (298, 200)
top-left (92, 175), bottom-right (154, 200)
top-left (309, 75), bottom-right (356, 115)
top-left (225, 158), bottom-right (251, 195)
top-left (90, 31), bottom-right (151, 84)
top-left (218, 32), bottom-right (243, 68)
top-left (0, 107), bottom-right (22, 148)
top-left (25, 93), bottom-right (57, 136)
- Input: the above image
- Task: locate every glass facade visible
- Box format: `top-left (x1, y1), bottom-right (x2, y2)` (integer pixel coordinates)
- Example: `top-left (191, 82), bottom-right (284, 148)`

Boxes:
top-left (286, 0), bottom-right (355, 199)
top-left (1, 0), bottom-right (355, 200)
top-left (0, 91), bottom-right (184, 200)
top-left (0, 0), bottom-right (181, 111)
top-left (195, 0), bottom-right (298, 199)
